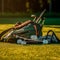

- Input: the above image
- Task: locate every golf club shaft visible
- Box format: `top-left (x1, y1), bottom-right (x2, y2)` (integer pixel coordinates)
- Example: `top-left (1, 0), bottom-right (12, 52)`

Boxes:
top-left (36, 9), bottom-right (46, 23)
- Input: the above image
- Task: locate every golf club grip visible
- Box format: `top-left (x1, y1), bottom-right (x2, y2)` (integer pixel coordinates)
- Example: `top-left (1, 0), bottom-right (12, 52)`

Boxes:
top-left (36, 9), bottom-right (46, 23)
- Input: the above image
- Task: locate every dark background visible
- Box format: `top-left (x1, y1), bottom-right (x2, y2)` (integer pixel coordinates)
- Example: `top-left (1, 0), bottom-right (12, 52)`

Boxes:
top-left (0, 0), bottom-right (60, 25)
top-left (0, 0), bottom-right (60, 13)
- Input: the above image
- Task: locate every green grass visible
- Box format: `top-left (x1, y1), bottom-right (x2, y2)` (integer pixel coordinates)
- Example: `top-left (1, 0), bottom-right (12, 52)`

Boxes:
top-left (0, 17), bottom-right (60, 25)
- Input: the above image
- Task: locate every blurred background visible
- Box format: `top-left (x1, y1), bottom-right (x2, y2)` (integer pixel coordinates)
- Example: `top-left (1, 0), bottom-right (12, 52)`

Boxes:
top-left (0, 0), bottom-right (60, 16)
top-left (0, 0), bottom-right (60, 25)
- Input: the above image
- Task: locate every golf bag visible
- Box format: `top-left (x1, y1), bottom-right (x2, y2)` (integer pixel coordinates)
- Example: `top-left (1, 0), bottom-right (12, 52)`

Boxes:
top-left (0, 9), bottom-right (46, 43)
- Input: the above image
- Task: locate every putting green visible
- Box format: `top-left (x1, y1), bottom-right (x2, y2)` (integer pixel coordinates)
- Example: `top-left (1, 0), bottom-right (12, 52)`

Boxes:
top-left (0, 17), bottom-right (60, 25)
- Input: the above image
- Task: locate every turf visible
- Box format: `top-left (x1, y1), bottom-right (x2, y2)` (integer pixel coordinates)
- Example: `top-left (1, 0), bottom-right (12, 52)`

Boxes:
top-left (0, 42), bottom-right (60, 60)
top-left (0, 17), bottom-right (60, 25)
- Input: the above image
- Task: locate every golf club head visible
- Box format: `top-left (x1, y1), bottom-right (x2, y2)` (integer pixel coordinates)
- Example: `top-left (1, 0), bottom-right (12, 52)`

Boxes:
top-left (31, 14), bottom-right (36, 18)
